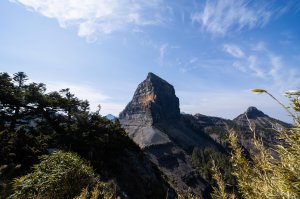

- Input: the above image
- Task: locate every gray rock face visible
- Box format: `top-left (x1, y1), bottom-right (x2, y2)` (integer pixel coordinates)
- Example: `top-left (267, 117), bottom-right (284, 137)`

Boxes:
top-left (120, 72), bottom-right (180, 126)
top-left (244, 106), bottom-right (266, 119)
top-left (190, 106), bottom-right (290, 154)
top-left (119, 73), bottom-right (209, 198)
top-left (233, 106), bottom-right (290, 150)
top-left (119, 72), bottom-right (182, 148)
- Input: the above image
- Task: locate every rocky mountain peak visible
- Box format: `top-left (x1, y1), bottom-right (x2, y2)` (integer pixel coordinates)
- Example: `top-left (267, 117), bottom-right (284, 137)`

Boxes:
top-left (119, 72), bottom-right (180, 125)
top-left (245, 106), bottom-right (266, 118)
top-left (119, 73), bottom-right (210, 196)
top-left (147, 72), bottom-right (164, 80)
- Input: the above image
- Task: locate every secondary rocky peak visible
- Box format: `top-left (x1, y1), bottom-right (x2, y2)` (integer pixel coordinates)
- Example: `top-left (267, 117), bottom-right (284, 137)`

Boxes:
top-left (246, 106), bottom-right (259, 112)
top-left (119, 72), bottom-right (180, 125)
top-left (245, 106), bottom-right (265, 118)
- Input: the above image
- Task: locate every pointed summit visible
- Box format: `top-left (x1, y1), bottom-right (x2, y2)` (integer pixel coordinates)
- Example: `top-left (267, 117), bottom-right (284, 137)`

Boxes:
top-left (147, 72), bottom-right (159, 79)
top-left (146, 72), bottom-right (168, 84)
top-left (119, 73), bottom-right (210, 196)
top-left (233, 106), bottom-right (266, 124)
top-left (119, 72), bottom-right (180, 125)
top-left (245, 106), bottom-right (266, 118)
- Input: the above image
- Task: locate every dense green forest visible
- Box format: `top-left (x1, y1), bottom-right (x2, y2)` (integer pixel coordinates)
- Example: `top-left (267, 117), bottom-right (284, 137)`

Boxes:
top-left (0, 72), bottom-right (168, 198)
top-left (191, 147), bottom-right (235, 190)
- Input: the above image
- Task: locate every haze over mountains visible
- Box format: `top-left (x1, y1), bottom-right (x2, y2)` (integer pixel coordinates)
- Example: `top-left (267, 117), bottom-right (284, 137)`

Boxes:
top-left (119, 72), bottom-right (290, 197)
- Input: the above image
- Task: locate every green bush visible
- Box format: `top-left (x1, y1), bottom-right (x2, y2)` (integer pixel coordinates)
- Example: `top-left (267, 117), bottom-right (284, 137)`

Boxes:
top-left (10, 151), bottom-right (95, 199)
top-left (75, 182), bottom-right (115, 199)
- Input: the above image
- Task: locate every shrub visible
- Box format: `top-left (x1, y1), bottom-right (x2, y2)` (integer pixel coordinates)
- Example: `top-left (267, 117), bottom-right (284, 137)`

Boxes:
top-left (10, 151), bottom-right (95, 199)
top-left (75, 182), bottom-right (115, 199)
top-left (211, 89), bottom-right (300, 199)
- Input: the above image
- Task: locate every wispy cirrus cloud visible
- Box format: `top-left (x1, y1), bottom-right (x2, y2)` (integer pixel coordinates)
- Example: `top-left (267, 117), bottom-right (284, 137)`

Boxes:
top-left (247, 55), bottom-right (265, 78)
top-left (223, 44), bottom-right (245, 58)
top-left (191, 0), bottom-right (276, 36)
top-left (10, 0), bottom-right (166, 41)
top-left (158, 43), bottom-right (169, 64)
top-left (10, 0), bottom-right (297, 41)
top-left (223, 43), bottom-right (265, 78)
top-left (140, 38), bottom-right (180, 66)
top-left (224, 42), bottom-right (300, 90)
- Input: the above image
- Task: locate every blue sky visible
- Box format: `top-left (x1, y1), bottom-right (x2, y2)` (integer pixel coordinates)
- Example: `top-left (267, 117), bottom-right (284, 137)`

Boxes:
top-left (1, 0), bottom-right (300, 122)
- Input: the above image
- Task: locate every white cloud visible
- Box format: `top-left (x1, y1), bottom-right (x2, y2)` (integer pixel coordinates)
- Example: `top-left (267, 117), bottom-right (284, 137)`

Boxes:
top-left (223, 43), bottom-right (266, 78)
top-left (10, 0), bottom-right (165, 40)
top-left (232, 61), bottom-right (247, 72)
top-left (45, 81), bottom-right (124, 115)
top-left (252, 41), bottom-right (266, 52)
top-left (269, 54), bottom-right (282, 83)
top-left (249, 42), bottom-right (300, 90)
top-left (267, 54), bottom-right (299, 90)
top-left (143, 40), bottom-right (180, 66)
top-left (248, 55), bottom-right (265, 78)
top-left (159, 43), bottom-right (169, 64)
top-left (223, 44), bottom-right (244, 58)
top-left (191, 0), bottom-right (272, 36)
top-left (226, 42), bottom-right (300, 90)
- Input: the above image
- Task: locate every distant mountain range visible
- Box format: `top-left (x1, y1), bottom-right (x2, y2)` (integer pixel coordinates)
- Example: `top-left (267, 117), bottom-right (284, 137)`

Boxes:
top-left (119, 72), bottom-right (290, 197)
top-left (105, 114), bottom-right (117, 121)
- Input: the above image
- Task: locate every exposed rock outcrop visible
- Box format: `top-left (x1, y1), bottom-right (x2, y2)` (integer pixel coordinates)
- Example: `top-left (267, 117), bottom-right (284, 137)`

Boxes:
top-left (120, 72), bottom-right (180, 126)
top-left (243, 106), bottom-right (266, 118)
top-left (119, 73), bottom-right (211, 197)
top-left (233, 106), bottom-right (290, 150)
top-left (190, 106), bottom-right (290, 153)
top-left (234, 106), bottom-right (284, 128)
top-left (119, 73), bottom-right (176, 148)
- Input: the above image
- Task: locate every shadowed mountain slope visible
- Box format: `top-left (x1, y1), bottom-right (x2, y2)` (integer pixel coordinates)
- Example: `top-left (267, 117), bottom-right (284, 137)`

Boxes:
top-left (120, 73), bottom-right (222, 197)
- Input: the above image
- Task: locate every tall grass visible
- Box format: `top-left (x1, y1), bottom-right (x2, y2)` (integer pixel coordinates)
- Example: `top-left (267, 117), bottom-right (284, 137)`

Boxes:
top-left (212, 89), bottom-right (300, 199)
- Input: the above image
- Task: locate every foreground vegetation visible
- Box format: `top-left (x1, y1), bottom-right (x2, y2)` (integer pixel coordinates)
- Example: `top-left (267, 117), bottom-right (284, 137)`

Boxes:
top-left (212, 89), bottom-right (300, 199)
top-left (11, 151), bottom-right (115, 199)
top-left (0, 72), bottom-right (167, 198)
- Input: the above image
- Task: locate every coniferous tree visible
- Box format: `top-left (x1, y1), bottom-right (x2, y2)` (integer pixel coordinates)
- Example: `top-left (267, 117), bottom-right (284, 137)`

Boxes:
top-left (0, 73), bottom-right (15, 126)
top-left (9, 72), bottom-right (28, 130)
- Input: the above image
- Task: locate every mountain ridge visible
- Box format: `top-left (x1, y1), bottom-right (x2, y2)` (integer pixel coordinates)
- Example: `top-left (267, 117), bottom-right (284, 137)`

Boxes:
top-left (119, 72), bottom-right (290, 197)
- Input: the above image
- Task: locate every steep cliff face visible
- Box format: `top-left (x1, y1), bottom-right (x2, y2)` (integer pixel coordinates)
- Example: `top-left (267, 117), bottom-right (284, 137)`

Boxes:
top-left (119, 73), bottom-right (183, 149)
top-left (120, 72), bottom-right (180, 126)
top-left (119, 73), bottom-right (211, 198)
